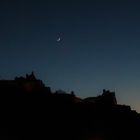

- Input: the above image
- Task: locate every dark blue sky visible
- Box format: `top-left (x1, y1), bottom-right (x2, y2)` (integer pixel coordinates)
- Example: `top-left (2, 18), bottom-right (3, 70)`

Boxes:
top-left (1, 0), bottom-right (140, 111)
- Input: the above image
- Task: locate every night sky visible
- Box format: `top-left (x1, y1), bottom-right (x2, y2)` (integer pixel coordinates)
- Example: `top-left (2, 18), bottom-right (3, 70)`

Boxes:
top-left (1, 0), bottom-right (140, 112)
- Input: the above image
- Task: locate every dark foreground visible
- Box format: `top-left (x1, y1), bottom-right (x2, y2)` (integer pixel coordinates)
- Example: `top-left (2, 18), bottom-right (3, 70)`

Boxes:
top-left (0, 73), bottom-right (140, 140)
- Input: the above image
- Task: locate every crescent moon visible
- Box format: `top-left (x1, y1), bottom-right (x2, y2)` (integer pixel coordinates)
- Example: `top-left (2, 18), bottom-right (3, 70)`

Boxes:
top-left (57, 37), bottom-right (61, 42)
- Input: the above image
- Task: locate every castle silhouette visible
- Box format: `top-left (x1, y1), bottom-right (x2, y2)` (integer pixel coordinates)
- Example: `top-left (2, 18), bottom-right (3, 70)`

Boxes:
top-left (0, 72), bottom-right (140, 140)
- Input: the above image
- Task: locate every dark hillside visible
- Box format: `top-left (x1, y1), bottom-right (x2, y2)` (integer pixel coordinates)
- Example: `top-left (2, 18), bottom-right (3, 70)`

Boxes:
top-left (0, 73), bottom-right (140, 140)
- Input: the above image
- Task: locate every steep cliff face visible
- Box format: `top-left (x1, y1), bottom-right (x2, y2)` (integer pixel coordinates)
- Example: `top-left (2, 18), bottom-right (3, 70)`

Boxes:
top-left (0, 72), bottom-right (51, 95)
top-left (100, 89), bottom-right (117, 105)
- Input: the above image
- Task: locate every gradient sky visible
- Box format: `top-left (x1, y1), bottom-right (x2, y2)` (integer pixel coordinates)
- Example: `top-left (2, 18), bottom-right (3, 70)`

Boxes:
top-left (1, 0), bottom-right (140, 112)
